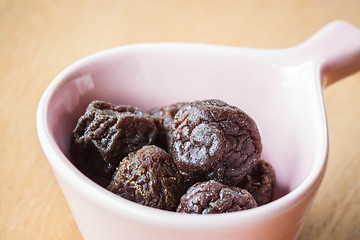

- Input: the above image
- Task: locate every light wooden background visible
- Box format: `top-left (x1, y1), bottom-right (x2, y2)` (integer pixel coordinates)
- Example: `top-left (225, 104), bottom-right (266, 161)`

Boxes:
top-left (1, 1), bottom-right (359, 239)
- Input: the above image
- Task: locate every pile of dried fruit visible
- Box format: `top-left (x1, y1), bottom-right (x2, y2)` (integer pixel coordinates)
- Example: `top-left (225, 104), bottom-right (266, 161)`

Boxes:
top-left (70, 99), bottom-right (275, 214)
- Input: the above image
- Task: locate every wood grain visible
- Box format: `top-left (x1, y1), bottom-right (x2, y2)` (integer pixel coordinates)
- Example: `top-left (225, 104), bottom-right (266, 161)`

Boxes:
top-left (1, 0), bottom-right (359, 239)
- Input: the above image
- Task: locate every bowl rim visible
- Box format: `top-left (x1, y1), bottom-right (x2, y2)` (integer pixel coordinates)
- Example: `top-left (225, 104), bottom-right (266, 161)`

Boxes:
top-left (36, 43), bottom-right (329, 227)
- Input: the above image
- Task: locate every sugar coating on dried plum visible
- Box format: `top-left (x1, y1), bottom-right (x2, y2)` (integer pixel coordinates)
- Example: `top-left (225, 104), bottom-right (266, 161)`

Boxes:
top-left (70, 100), bottom-right (157, 186)
top-left (149, 102), bottom-right (188, 153)
top-left (172, 99), bottom-right (262, 186)
top-left (238, 159), bottom-right (275, 206)
top-left (107, 145), bottom-right (188, 211)
top-left (177, 180), bottom-right (257, 214)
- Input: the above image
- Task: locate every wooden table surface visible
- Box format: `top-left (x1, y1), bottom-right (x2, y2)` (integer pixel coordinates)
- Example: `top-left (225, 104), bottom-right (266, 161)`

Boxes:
top-left (1, 1), bottom-right (360, 239)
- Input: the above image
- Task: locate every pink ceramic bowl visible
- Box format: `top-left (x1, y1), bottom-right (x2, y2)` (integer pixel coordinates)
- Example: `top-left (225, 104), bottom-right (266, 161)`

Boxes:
top-left (37, 21), bottom-right (360, 240)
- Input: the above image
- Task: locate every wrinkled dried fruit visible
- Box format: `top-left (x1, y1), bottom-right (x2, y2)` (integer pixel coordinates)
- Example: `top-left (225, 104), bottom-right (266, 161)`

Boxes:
top-left (172, 99), bottom-right (262, 186)
top-left (149, 102), bottom-right (187, 153)
top-left (238, 159), bottom-right (275, 206)
top-left (177, 180), bottom-right (257, 214)
top-left (70, 98), bottom-right (275, 212)
top-left (107, 145), bottom-right (188, 211)
top-left (70, 100), bottom-right (157, 186)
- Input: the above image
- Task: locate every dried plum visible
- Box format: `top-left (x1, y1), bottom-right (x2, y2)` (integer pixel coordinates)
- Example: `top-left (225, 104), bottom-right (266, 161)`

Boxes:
top-left (70, 100), bottom-right (157, 186)
top-left (238, 159), bottom-right (275, 206)
top-left (107, 145), bottom-right (188, 211)
top-left (69, 98), bottom-right (274, 212)
top-left (149, 102), bottom-right (187, 153)
top-left (177, 180), bottom-right (257, 214)
top-left (172, 99), bottom-right (262, 186)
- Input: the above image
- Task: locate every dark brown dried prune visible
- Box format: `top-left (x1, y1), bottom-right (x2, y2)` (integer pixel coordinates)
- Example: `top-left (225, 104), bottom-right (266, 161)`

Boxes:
top-left (107, 145), bottom-right (188, 211)
top-left (238, 159), bottom-right (276, 206)
top-left (70, 100), bottom-right (157, 186)
top-left (172, 99), bottom-right (262, 186)
top-left (148, 102), bottom-right (188, 153)
top-left (177, 180), bottom-right (257, 214)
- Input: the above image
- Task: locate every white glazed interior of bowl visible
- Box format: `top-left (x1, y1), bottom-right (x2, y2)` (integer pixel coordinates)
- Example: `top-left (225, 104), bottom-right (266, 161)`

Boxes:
top-left (47, 43), bottom-right (327, 202)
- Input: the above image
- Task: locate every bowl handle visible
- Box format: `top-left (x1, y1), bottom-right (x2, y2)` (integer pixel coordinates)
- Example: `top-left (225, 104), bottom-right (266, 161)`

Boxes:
top-left (295, 20), bottom-right (360, 87)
